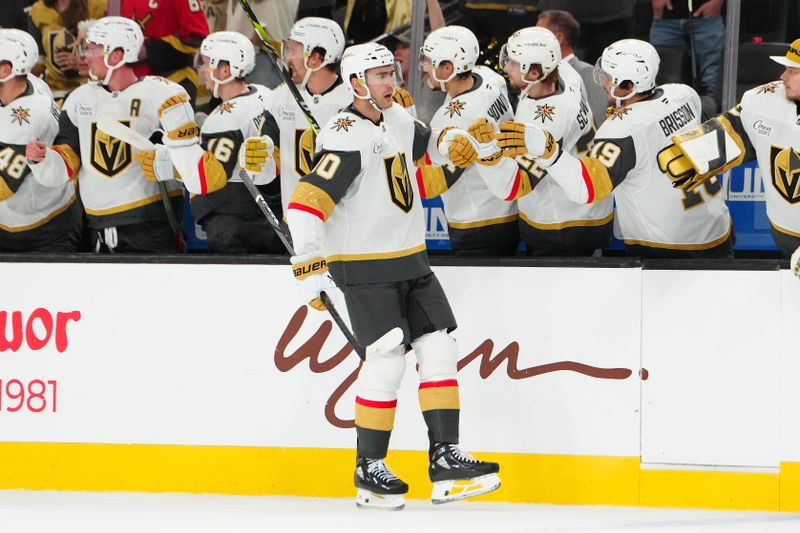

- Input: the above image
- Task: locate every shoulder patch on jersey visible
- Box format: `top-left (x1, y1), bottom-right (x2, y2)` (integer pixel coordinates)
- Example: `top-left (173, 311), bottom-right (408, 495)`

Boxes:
top-left (10, 107), bottom-right (31, 126)
top-left (609, 107), bottom-right (631, 121)
top-left (533, 103), bottom-right (556, 123)
top-left (332, 116), bottom-right (355, 132)
top-left (757, 82), bottom-right (780, 95)
top-left (445, 99), bottom-right (467, 118)
top-left (217, 102), bottom-right (236, 115)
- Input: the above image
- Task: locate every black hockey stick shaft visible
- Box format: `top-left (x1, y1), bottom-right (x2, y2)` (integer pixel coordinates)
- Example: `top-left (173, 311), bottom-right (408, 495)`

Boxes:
top-left (237, 0), bottom-right (321, 135)
top-left (238, 170), bottom-right (364, 358)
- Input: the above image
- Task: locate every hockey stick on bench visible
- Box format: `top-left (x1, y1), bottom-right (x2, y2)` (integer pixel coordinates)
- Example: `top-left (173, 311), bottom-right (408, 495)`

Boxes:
top-left (96, 118), bottom-right (403, 360)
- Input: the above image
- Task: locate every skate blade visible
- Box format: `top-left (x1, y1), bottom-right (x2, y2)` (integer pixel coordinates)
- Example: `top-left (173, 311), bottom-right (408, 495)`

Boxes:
top-left (431, 473), bottom-right (501, 505)
top-left (355, 488), bottom-right (405, 511)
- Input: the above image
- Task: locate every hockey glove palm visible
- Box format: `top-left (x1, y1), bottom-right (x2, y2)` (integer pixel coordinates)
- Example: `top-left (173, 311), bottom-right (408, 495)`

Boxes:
top-left (135, 145), bottom-right (175, 183)
top-left (238, 135), bottom-right (274, 174)
top-left (290, 252), bottom-right (338, 311)
top-left (496, 120), bottom-right (558, 161)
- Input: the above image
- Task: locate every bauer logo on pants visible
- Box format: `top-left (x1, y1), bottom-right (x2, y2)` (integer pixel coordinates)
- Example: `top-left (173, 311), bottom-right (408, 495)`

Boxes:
top-left (383, 153), bottom-right (414, 213)
top-left (90, 121), bottom-right (133, 178)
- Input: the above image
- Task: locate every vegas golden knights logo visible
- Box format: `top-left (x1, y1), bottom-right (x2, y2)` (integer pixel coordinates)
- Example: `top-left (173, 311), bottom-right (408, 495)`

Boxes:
top-left (47, 30), bottom-right (77, 76)
top-left (91, 121), bottom-right (133, 178)
top-left (770, 145), bottom-right (800, 204)
top-left (294, 129), bottom-right (317, 177)
top-left (383, 153), bottom-right (414, 213)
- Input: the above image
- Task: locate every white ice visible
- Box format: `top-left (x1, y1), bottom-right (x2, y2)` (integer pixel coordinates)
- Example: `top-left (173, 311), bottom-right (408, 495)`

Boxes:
top-left (1, 491), bottom-right (800, 533)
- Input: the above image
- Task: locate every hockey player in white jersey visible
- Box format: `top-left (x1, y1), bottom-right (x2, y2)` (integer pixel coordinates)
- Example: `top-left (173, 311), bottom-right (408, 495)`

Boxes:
top-left (658, 38), bottom-right (800, 272)
top-left (142, 31), bottom-right (281, 254)
top-left (0, 31), bottom-right (80, 252)
top-left (270, 17), bottom-right (351, 215)
top-left (286, 43), bottom-right (500, 510)
top-left (25, 16), bottom-right (200, 254)
top-left (0, 29), bottom-right (54, 100)
top-left (494, 26), bottom-right (613, 256)
top-left (496, 39), bottom-right (733, 257)
top-left (418, 25), bottom-right (519, 255)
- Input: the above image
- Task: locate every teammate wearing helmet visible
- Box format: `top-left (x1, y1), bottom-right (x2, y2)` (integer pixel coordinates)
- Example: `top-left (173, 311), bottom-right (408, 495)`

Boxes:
top-left (286, 42), bottom-right (501, 510)
top-left (26, 16), bottom-right (200, 254)
top-left (0, 31), bottom-right (80, 252)
top-left (488, 26), bottom-right (612, 256)
top-left (417, 25), bottom-right (519, 256)
top-left (659, 39), bottom-right (800, 275)
top-left (2, 29), bottom-right (54, 99)
top-left (268, 17), bottom-right (351, 216)
top-left (148, 31), bottom-right (281, 253)
top-left (496, 38), bottom-right (733, 257)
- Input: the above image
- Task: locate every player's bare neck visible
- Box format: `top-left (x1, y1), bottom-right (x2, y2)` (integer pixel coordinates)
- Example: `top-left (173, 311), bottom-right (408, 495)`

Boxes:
top-left (0, 77), bottom-right (27, 106)
top-left (307, 69), bottom-right (338, 96)
top-left (352, 98), bottom-right (382, 124)
top-left (526, 80), bottom-right (556, 100)
top-left (219, 80), bottom-right (248, 102)
top-left (106, 67), bottom-right (139, 93)
top-left (447, 75), bottom-right (475, 98)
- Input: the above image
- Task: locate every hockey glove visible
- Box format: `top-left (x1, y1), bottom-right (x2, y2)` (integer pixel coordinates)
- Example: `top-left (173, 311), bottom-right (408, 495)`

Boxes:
top-left (437, 127), bottom-right (479, 168)
top-left (238, 135), bottom-right (274, 174)
top-left (792, 246), bottom-right (800, 280)
top-left (496, 120), bottom-right (558, 161)
top-left (135, 145), bottom-right (175, 183)
top-left (392, 87), bottom-right (414, 108)
top-left (290, 252), bottom-right (338, 311)
top-left (657, 119), bottom-right (743, 192)
top-left (468, 117), bottom-right (503, 166)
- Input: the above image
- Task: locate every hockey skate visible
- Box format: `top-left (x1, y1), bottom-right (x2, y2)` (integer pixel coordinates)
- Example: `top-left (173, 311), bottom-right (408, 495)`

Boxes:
top-left (354, 457), bottom-right (408, 510)
top-left (428, 443), bottom-right (500, 504)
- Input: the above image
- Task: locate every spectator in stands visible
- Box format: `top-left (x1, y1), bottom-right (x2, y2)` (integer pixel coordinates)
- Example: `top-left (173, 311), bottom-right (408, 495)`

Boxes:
top-left (201, 0), bottom-right (228, 33)
top-left (121, 0), bottom-right (210, 103)
top-left (345, 0), bottom-right (412, 43)
top-left (28, 0), bottom-right (107, 106)
top-left (649, 0), bottom-right (725, 105)
top-left (536, 0), bottom-right (635, 64)
top-left (537, 9), bottom-right (609, 128)
top-left (0, 0), bottom-right (32, 31)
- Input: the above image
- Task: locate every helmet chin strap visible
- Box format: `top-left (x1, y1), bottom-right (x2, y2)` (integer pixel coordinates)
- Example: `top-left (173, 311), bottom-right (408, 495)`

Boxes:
top-left (210, 71), bottom-right (234, 98)
top-left (300, 56), bottom-right (324, 89)
top-left (101, 54), bottom-right (123, 85)
top-left (352, 77), bottom-right (383, 112)
top-left (430, 67), bottom-right (456, 92)
top-left (612, 85), bottom-right (638, 108)
top-left (519, 66), bottom-right (544, 100)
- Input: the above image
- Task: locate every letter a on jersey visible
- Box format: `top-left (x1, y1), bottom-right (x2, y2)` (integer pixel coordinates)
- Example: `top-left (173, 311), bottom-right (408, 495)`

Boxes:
top-left (91, 121), bottom-right (133, 178)
top-left (383, 153), bottom-right (414, 213)
top-left (771, 145), bottom-right (800, 204)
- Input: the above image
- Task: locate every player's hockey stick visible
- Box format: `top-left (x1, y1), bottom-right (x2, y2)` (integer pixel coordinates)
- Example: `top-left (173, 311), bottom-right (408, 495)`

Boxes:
top-left (95, 120), bottom-right (185, 250)
top-left (96, 118), bottom-right (402, 359)
top-left (237, 0), bottom-right (320, 135)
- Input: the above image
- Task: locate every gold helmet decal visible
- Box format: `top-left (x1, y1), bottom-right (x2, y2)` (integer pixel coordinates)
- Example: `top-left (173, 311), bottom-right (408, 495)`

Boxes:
top-left (91, 121), bottom-right (133, 178)
top-left (770, 145), bottom-right (800, 204)
top-left (383, 153), bottom-right (414, 213)
top-left (294, 128), bottom-right (317, 177)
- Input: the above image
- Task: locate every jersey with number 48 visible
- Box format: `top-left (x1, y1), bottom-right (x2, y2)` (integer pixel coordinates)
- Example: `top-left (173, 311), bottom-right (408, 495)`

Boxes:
top-left (0, 82), bottom-right (79, 248)
top-left (547, 83), bottom-right (732, 250)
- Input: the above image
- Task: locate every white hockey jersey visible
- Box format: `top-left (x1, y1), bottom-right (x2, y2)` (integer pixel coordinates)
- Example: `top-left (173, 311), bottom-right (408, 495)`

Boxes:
top-left (185, 84), bottom-right (279, 222)
top-left (45, 76), bottom-right (192, 228)
top-left (725, 81), bottom-right (800, 238)
top-left (287, 103), bottom-right (431, 285)
top-left (425, 71), bottom-right (518, 249)
top-left (268, 78), bottom-right (351, 214)
top-left (0, 82), bottom-right (79, 247)
top-left (513, 78), bottom-right (613, 240)
top-left (545, 83), bottom-right (732, 250)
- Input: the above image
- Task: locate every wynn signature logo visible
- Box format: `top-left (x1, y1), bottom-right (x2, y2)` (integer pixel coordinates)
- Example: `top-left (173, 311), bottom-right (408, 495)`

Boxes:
top-left (275, 306), bottom-right (643, 429)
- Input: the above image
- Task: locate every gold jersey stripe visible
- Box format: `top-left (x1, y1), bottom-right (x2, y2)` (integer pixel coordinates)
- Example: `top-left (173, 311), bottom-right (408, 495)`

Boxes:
top-left (84, 189), bottom-right (182, 216)
top-left (508, 169), bottom-right (534, 200)
top-left (415, 160), bottom-right (450, 197)
top-left (624, 224), bottom-right (731, 250)
top-left (52, 144), bottom-right (81, 177)
top-left (419, 386), bottom-right (460, 411)
top-left (200, 152), bottom-right (228, 194)
top-left (290, 182), bottom-right (336, 221)
top-left (771, 222), bottom-right (800, 239)
top-left (355, 403), bottom-right (396, 432)
top-left (579, 157), bottom-right (614, 203)
top-left (0, 177), bottom-right (13, 201)
top-left (0, 194), bottom-right (76, 233)
top-left (157, 94), bottom-right (189, 118)
top-left (327, 243), bottom-right (427, 263)
top-left (519, 211), bottom-right (614, 231)
top-left (448, 214), bottom-right (518, 230)
top-left (161, 35), bottom-right (200, 55)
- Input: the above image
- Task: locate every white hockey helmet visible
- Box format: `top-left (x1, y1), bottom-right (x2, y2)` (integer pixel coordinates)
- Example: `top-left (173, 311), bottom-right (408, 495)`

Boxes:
top-left (0, 29), bottom-right (39, 81)
top-left (419, 25), bottom-right (479, 90)
top-left (594, 39), bottom-right (660, 104)
top-left (285, 17), bottom-right (345, 87)
top-left (199, 31), bottom-right (255, 97)
top-left (341, 43), bottom-right (399, 107)
top-left (85, 16), bottom-right (144, 85)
